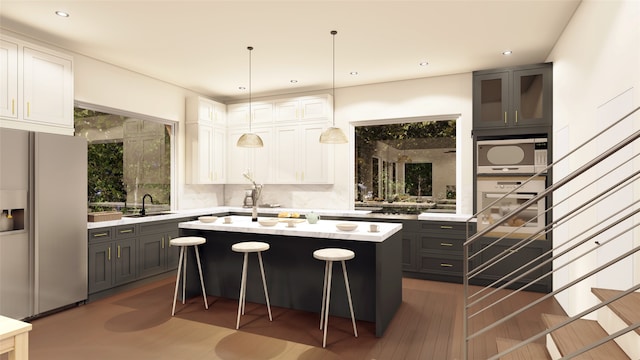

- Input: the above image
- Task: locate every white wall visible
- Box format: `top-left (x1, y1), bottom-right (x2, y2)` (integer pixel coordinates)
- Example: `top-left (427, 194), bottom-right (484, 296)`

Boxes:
top-left (547, 0), bottom-right (640, 316)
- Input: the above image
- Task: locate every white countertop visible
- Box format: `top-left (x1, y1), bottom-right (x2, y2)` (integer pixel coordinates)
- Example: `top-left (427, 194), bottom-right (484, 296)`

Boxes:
top-left (179, 215), bottom-right (402, 243)
top-left (87, 206), bottom-right (474, 230)
top-left (417, 212), bottom-right (475, 222)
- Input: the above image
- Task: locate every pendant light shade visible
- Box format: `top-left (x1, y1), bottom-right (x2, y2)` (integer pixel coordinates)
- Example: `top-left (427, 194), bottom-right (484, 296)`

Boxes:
top-left (237, 46), bottom-right (264, 148)
top-left (320, 30), bottom-right (348, 144)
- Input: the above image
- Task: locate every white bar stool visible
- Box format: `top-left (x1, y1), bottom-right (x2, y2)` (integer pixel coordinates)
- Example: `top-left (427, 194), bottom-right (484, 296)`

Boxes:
top-left (232, 241), bottom-right (273, 329)
top-left (313, 248), bottom-right (358, 348)
top-left (170, 236), bottom-right (208, 316)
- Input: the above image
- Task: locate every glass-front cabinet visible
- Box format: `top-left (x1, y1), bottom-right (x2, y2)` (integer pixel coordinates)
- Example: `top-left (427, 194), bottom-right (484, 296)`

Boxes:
top-left (473, 63), bottom-right (552, 132)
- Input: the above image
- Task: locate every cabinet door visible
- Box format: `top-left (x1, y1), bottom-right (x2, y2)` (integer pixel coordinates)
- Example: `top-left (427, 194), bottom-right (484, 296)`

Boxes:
top-left (0, 39), bottom-right (18, 119)
top-left (227, 127), bottom-right (272, 184)
top-left (138, 233), bottom-right (166, 278)
top-left (473, 71), bottom-right (509, 129)
top-left (195, 124), bottom-right (214, 183)
top-left (211, 126), bottom-right (226, 183)
top-left (512, 66), bottom-right (552, 127)
top-left (88, 242), bottom-right (113, 294)
top-left (300, 96), bottom-right (330, 121)
top-left (299, 123), bottom-right (332, 183)
top-left (402, 232), bottom-right (417, 271)
top-left (274, 99), bottom-right (299, 122)
top-left (273, 125), bottom-right (299, 183)
top-left (114, 239), bottom-right (137, 285)
top-left (22, 46), bottom-right (73, 127)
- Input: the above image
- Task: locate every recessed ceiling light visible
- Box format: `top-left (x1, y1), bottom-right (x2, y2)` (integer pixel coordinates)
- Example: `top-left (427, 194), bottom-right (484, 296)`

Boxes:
top-left (290, 80), bottom-right (298, 83)
top-left (419, 61), bottom-right (429, 67)
top-left (238, 86), bottom-right (246, 90)
top-left (55, 10), bottom-right (70, 17)
top-left (502, 50), bottom-right (513, 55)
top-left (349, 71), bottom-right (358, 76)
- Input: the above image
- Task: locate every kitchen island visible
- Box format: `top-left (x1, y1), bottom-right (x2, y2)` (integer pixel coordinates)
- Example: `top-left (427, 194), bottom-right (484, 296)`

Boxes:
top-left (178, 215), bottom-right (403, 337)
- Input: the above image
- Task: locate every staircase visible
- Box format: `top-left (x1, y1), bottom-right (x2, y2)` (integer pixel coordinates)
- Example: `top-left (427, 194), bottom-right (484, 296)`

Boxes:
top-left (463, 106), bottom-right (640, 360)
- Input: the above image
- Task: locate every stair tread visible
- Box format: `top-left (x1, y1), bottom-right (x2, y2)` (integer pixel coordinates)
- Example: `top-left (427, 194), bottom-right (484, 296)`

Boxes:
top-left (496, 337), bottom-right (550, 360)
top-left (591, 288), bottom-right (640, 335)
top-left (542, 314), bottom-right (630, 359)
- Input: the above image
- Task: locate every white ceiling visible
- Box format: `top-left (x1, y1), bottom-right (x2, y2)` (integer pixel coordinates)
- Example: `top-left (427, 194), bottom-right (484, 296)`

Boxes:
top-left (0, 0), bottom-right (581, 103)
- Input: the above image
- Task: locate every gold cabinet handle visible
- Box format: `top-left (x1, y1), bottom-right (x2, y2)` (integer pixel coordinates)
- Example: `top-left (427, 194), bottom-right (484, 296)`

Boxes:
top-left (94, 232), bottom-right (109, 237)
top-left (440, 242), bottom-right (453, 247)
top-left (117, 245), bottom-right (121, 258)
top-left (504, 111), bottom-right (507, 124)
top-left (119, 229), bottom-right (133, 234)
top-left (515, 110), bottom-right (518, 123)
top-left (162, 236), bottom-right (165, 249)
top-left (440, 225), bottom-right (453, 229)
top-left (27, 102), bottom-right (30, 117)
top-left (108, 247), bottom-right (111, 261)
top-left (12, 99), bottom-right (15, 115)
top-left (440, 263), bottom-right (453, 268)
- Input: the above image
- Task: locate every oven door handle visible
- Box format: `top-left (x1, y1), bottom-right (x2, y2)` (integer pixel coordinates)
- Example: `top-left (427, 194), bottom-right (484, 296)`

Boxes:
top-left (485, 193), bottom-right (536, 199)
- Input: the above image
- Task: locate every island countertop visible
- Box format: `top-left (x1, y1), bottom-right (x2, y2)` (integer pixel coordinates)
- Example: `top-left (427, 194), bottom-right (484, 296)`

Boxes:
top-left (178, 215), bottom-right (402, 243)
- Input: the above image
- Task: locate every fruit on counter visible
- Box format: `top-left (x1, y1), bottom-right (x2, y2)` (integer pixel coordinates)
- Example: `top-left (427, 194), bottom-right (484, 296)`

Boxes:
top-left (277, 211), bottom-right (300, 218)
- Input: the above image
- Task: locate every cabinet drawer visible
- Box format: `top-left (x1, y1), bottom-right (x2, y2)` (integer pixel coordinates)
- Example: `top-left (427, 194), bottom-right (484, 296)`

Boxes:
top-left (420, 236), bottom-right (464, 253)
top-left (421, 221), bottom-right (468, 234)
top-left (88, 228), bottom-right (113, 242)
top-left (420, 255), bottom-right (463, 274)
top-left (115, 224), bottom-right (137, 239)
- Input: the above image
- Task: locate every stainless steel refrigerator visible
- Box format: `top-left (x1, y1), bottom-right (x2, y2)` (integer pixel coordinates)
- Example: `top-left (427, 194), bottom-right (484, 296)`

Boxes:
top-left (0, 128), bottom-right (87, 319)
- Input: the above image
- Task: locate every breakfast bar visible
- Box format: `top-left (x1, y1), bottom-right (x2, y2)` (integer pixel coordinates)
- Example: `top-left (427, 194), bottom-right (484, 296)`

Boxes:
top-left (178, 215), bottom-right (403, 337)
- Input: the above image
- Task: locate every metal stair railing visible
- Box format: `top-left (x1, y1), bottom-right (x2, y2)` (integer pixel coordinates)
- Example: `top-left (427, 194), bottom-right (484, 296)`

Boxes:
top-left (463, 106), bottom-right (640, 360)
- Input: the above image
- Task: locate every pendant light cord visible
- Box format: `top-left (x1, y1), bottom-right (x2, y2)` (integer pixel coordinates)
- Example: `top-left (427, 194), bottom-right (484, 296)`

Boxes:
top-left (248, 46), bottom-right (253, 132)
top-left (331, 30), bottom-right (337, 127)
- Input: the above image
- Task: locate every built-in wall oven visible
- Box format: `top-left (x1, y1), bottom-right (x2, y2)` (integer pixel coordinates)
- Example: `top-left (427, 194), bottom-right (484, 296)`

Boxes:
top-left (476, 176), bottom-right (546, 239)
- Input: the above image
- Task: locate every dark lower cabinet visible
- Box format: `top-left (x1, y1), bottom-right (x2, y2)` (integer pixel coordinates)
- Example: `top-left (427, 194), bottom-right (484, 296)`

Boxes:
top-left (88, 227), bottom-right (137, 294)
top-left (469, 236), bottom-right (551, 293)
top-left (88, 217), bottom-right (192, 299)
top-left (138, 220), bottom-right (180, 278)
top-left (405, 220), bottom-right (474, 282)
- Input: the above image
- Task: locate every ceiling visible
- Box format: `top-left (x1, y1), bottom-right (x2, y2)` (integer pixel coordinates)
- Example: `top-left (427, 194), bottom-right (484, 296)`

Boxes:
top-left (0, 1), bottom-right (581, 103)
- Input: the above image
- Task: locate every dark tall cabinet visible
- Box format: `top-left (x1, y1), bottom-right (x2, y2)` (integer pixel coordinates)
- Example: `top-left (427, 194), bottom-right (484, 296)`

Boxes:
top-left (473, 63), bottom-right (552, 135)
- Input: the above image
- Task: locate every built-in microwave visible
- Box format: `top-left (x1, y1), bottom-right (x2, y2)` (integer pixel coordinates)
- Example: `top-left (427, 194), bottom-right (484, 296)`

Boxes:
top-left (477, 137), bottom-right (548, 174)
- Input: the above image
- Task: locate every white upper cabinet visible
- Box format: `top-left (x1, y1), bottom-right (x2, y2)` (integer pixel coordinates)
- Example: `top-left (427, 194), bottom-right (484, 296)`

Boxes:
top-left (226, 127), bottom-right (272, 184)
top-left (273, 121), bottom-right (333, 184)
top-left (0, 35), bottom-right (74, 135)
top-left (274, 95), bottom-right (332, 123)
top-left (185, 96), bottom-right (226, 184)
top-left (224, 93), bottom-right (334, 185)
top-left (0, 39), bottom-right (18, 120)
top-left (226, 102), bottom-right (273, 127)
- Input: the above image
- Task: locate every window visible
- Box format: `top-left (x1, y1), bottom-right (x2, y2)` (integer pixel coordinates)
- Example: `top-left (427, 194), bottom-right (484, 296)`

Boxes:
top-left (355, 119), bottom-right (456, 214)
top-left (75, 106), bottom-right (173, 215)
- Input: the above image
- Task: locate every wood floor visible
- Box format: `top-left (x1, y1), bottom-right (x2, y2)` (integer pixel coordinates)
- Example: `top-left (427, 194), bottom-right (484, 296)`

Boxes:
top-left (18, 275), bottom-right (565, 360)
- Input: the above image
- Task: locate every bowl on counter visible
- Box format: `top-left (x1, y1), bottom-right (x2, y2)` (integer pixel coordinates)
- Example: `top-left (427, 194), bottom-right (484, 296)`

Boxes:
top-left (258, 218), bottom-right (279, 227)
top-left (336, 222), bottom-right (358, 231)
top-left (198, 216), bottom-right (218, 223)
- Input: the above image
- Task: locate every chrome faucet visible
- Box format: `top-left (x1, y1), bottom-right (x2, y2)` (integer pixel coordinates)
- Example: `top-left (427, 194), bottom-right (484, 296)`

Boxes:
top-left (141, 193), bottom-right (153, 216)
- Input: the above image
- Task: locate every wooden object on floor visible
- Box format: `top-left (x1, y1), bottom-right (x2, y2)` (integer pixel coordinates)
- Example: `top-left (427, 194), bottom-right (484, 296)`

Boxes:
top-left (231, 241), bottom-right (273, 329)
top-left (0, 315), bottom-right (32, 360)
top-left (542, 313), bottom-right (630, 359)
top-left (170, 236), bottom-right (208, 316)
top-left (313, 248), bottom-right (358, 348)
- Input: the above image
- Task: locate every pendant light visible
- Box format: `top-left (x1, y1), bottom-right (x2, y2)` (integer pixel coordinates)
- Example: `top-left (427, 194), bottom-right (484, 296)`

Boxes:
top-left (319, 30), bottom-right (348, 144)
top-left (237, 46), bottom-right (264, 148)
